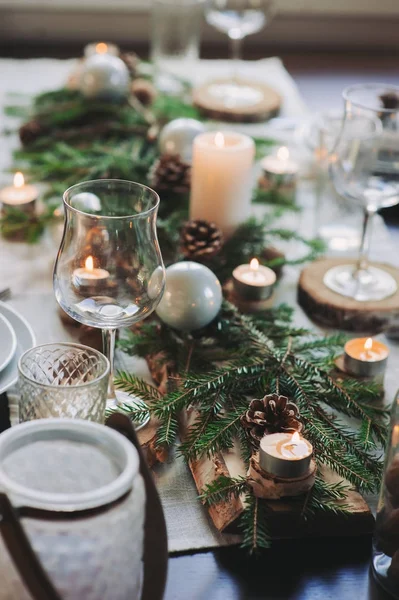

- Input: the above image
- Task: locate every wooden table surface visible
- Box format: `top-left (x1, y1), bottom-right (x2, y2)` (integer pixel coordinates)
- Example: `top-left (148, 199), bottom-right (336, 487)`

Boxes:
top-left (2, 44), bottom-right (398, 600)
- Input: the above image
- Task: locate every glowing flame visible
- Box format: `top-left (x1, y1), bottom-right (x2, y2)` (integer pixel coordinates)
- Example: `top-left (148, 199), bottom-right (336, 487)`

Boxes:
top-left (85, 256), bottom-right (94, 272)
top-left (250, 258), bottom-right (259, 271)
top-left (214, 132), bottom-right (225, 148)
top-left (95, 43), bottom-right (108, 54)
top-left (277, 146), bottom-right (289, 161)
top-left (14, 172), bottom-right (24, 188)
top-left (364, 338), bottom-right (373, 351)
top-left (291, 431), bottom-right (300, 443)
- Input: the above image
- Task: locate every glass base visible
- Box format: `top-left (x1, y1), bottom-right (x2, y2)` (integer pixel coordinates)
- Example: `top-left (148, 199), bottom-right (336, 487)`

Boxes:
top-left (323, 264), bottom-right (398, 301)
top-left (207, 81), bottom-right (264, 109)
top-left (372, 552), bottom-right (399, 599)
top-left (107, 391), bottom-right (150, 431)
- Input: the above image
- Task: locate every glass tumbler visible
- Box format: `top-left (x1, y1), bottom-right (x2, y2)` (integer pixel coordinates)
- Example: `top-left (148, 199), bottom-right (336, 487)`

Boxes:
top-left (18, 343), bottom-right (110, 423)
top-left (373, 391), bottom-right (399, 598)
top-left (151, 0), bottom-right (205, 90)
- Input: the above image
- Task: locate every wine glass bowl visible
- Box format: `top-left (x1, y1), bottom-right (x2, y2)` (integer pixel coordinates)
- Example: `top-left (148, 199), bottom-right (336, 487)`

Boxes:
top-left (205, 0), bottom-right (275, 108)
top-left (54, 180), bottom-right (165, 422)
top-left (324, 83), bottom-right (399, 301)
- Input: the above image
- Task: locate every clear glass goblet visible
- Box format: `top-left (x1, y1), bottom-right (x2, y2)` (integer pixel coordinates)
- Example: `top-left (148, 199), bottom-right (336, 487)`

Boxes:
top-left (53, 180), bottom-right (165, 427)
top-left (205, 0), bottom-right (275, 109)
top-left (325, 83), bottom-right (399, 301)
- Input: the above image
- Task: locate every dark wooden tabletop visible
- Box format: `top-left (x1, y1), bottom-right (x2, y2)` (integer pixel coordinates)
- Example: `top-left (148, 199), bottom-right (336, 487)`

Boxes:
top-left (1, 44), bottom-right (398, 600)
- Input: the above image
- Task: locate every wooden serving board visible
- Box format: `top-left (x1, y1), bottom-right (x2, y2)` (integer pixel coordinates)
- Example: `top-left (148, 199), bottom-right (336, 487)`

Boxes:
top-left (298, 257), bottom-right (399, 332)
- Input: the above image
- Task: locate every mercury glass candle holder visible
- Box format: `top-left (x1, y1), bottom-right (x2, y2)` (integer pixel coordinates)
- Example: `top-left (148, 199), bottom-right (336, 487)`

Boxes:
top-left (18, 343), bottom-right (110, 423)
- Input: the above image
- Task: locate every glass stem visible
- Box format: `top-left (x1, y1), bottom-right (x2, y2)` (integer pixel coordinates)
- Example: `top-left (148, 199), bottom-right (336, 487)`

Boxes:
top-left (354, 207), bottom-right (376, 278)
top-left (102, 328), bottom-right (117, 400)
top-left (229, 35), bottom-right (243, 82)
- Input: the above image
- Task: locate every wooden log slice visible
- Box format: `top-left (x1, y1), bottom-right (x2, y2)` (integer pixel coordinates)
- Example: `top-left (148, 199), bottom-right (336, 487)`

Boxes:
top-left (298, 258), bottom-right (399, 332)
top-left (192, 79), bottom-right (281, 123)
top-left (248, 453), bottom-right (316, 500)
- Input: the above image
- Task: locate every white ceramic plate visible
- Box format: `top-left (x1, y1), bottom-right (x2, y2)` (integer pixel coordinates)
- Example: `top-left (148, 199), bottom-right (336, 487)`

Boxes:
top-left (0, 302), bottom-right (35, 395)
top-left (0, 312), bottom-right (17, 374)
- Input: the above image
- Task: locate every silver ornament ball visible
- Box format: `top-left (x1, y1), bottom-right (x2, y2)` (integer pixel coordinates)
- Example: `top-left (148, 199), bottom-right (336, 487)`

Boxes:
top-left (80, 54), bottom-right (130, 102)
top-left (159, 118), bottom-right (205, 162)
top-left (156, 261), bottom-right (222, 332)
top-left (71, 192), bottom-right (102, 212)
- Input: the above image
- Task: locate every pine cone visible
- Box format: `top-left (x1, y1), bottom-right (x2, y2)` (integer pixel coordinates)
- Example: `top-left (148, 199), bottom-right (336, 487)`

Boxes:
top-left (180, 219), bottom-right (223, 259)
top-left (120, 52), bottom-right (140, 77)
top-left (148, 154), bottom-right (191, 194)
top-left (19, 119), bottom-right (47, 146)
top-left (241, 393), bottom-right (302, 446)
top-left (131, 78), bottom-right (157, 106)
top-left (380, 92), bottom-right (399, 111)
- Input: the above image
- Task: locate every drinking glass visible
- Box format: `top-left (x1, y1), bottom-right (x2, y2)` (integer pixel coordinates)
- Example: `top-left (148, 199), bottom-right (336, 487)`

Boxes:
top-left (53, 180), bottom-right (165, 426)
top-left (205, 0), bottom-right (275, 108)
top-left (151, 0), bottom-right (206, 91)
top-left (325, 84), bottom-right (399, 301)
top-left (18, 343), bottom-right (110, 423)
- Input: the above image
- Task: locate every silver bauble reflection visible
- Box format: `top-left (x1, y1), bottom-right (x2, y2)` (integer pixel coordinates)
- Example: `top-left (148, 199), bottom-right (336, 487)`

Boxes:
top-left (80, 54), bottom-right (130, 102)
top-left (158, 118), bottom-right (206, 162)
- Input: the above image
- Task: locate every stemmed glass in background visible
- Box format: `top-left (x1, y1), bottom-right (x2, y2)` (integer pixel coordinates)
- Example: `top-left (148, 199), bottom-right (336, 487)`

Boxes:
top-left (325, 84), bottom-right (399, 301)
top-left (54, 180), bottom-right (165, 428)
top-left (205, 0), bottom-right (275, 108)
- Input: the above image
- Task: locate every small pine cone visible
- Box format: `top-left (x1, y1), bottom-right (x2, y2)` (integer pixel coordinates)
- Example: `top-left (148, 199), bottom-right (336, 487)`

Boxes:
top-left (120, 52), bottom-right (140, 77)
top-left (148, 154), bottom-right (191, 194)
top-left (19, 119), bottom-right (47, 146)
top-left (181, 219), bottom-right (223, 260)
top-left (131, 78), bottom-right (157, 106)
top-left (380, 92), bottom-right (399, 111)
top-left (241, 393), bottom-right (302, 446)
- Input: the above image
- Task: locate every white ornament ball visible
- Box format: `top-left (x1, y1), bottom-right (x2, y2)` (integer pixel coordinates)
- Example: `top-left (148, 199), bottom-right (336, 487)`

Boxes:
top-left (159, 118), bottom-right (206, 162)
top-left (71, 192), bottom-right (102, 212)
top-left (80, 54), bottom-right (130, 101)
top-left (156, 261), bottom-right (222, 332)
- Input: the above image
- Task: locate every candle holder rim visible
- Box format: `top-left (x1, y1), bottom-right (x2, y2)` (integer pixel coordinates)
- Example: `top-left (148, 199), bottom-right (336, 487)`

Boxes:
top-left (343, 82), bottom-right (399, 114)
top-left (344, 337), bottom-right (389, 360)
top-left (18, 342), bottom-right (110, 390)
top-left (63, 179), bottom-right (160, 221)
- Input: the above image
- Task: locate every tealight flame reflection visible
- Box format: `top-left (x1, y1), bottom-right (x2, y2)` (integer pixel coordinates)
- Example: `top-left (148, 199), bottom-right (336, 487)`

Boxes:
top-left (85, 256), bottom-right (94, 272)
top-left (14, 172), bottom-right (25, 188)
top-left (277, 146), bottom-right (289, 161)
top-left (250, 258), bottom-right (259, 271)
top-left (95, 43), bottom-right (108, 54)
top-left (364, 338), bottom-right (373, 351)
top-left (215, 132), bottom-right (225, 148)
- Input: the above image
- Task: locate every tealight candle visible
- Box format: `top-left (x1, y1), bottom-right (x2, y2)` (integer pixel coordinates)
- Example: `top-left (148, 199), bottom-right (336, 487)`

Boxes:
top-left (232, 258), bottom-right (276, 301)
top-left (260, 147), bottom-right (299, 203)
top-left (84, 42), bottom-right (120, 58)
top-left (73, 256), bottom-right (110, 291)
top-left (259, 431), bottom-right (313, 479)
top-left (344, 337), bottom-right (389, 377)
top-left (190, 131), bottom-right (255, 237)
top-left (0, 172), bottom-right (38, 214)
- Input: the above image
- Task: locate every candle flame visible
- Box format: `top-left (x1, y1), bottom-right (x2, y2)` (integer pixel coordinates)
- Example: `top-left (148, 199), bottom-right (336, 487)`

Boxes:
top-left (277, 146), bottom-right (289, 161)
top-left (291, 431), bottom-right (300, 442)
top-left (95, 42), bottom-right (108, 54)
top-left (364, 338), bottom-right (373, 351)
top-left (85, 256), bottom-right (94, 272)
top-left (14, 172), bottom-right (25, 188)
top-left (250, 258), bottom-right (259, 271)
top-left (214, 132), bottom-right (225, 148)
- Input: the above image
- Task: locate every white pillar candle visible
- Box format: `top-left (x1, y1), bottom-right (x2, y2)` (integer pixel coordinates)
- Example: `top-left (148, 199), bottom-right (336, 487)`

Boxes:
top-left (259, 432), bottom-right (313, 479)
top-left (84, 42), bottom-right (120, 58)
top-left (190, 131), bottom-right (255, 237)
top-left (0, 172), bottom-right (38, 213)
top-left (73, 256), bottom-right (110, 291)
top-left (233, 258), bottom-right (276, 301)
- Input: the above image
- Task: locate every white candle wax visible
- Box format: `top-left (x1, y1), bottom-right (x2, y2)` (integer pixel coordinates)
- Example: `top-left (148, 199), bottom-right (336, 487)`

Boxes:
top-left (259, 432), bottom-right (313, 478)
top-left (232, 259), bottom-right (276, 301)
top-left (84, 42), bottom-right (119, 58)
top-left (0, 172), bottom-right (38, 207)
top-left (190, 131), bottom-right (255, 237)
top-left (261, 147), bottom-right (299, 176)
top-left (73, 256), bottom-right (110, 289)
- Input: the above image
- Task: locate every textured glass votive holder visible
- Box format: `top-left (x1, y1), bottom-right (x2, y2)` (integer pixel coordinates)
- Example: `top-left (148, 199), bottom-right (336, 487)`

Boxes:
top-left (18, 343), bottom-right (110, 424)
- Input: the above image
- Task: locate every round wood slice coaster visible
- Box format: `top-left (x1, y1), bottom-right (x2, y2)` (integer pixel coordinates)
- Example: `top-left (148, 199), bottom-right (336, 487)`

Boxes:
top-left (298, 257), bottom-right (399, 333)
top-left (192, 78), bottom-right (281, 123)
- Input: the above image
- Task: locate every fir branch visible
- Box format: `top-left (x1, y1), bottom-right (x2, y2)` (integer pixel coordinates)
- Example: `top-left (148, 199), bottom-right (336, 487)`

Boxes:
top-left (240, 493), bottom-right (271, 553)
top-left (199, 475), bottom-right (248, 505)
top-left (114, 371), bottom-right (162, 405)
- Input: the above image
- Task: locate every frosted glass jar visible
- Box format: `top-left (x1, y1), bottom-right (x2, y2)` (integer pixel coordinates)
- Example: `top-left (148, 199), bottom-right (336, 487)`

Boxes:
top-left (0, 418), bottom-right (145, 600)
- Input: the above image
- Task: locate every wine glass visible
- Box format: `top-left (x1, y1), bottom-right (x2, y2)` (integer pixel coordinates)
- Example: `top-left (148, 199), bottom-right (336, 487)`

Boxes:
top-left (54, 180), bottom-right (165, 427)
top-left (325, 83), bottom-right (399, 301)
top-left (205, 0), bottom-right (275, 108)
